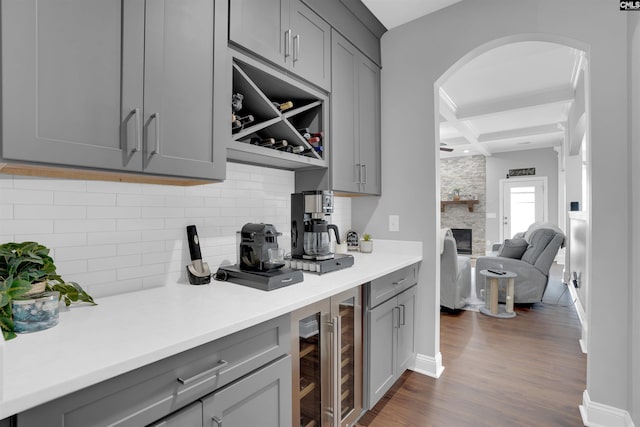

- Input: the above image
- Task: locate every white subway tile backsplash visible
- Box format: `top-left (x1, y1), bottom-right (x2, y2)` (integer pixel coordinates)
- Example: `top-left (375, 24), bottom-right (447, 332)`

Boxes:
top-left (89, 254), bottom-right (142, 272)
top-left (117, 194), bottom-right (164, 207)
top-left (15, 205), bottom-right (86, 220)
top-left (55, 192), bottom-right (116, 206)
top-left (140, 206), bottom-right (184, 218)
top-left (88, 231), bottom-right (143, 245)
top-left (87, 206), bottom-right (141, 219)
top-left (55, 219), bottom-right (116, 233)
top-left (1, 219), bottom-right (54, 235)
top-left (14, 232), bottom-right (87, 248)
top-left (0, 189), bottom-right (54, 205)
top-left (0, 205), bottom-right (13, 219)
top-left (118, 241), bottom-right (167, 256)
top-left (117, 264), bottom-right (164, 281)
top-left (55, 244), bottom-right (117, 261)
top-left (0, 164), bottom-right (351, 297)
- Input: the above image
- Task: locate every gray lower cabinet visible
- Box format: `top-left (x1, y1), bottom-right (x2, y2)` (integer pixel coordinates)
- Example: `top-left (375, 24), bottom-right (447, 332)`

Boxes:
top-left (365, 263), bottom-right (419, 409)
top-left (229, 0), bottom-right (330, 90)
top-left (148, 401), bottom-right (203, 427)
top-left (330, 29), bottom-right (381, 195)
top-left (201, 355), bottom-right (292, 427)
top-left (1, 0), bottom-right (226, 181)
top-left (16, 315), bottom-right (290, 427)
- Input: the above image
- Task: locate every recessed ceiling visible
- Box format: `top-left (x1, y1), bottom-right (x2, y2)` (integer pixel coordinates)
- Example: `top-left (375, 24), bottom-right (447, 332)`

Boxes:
top-left (358, 2), bottom-right (585, 160)
top-left (439, 41), bottom-right (582, 158)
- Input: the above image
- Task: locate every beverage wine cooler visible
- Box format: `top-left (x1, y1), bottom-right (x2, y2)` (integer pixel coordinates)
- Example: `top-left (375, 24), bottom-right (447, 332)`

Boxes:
top-left (292, 288), bottom-right (363, 427)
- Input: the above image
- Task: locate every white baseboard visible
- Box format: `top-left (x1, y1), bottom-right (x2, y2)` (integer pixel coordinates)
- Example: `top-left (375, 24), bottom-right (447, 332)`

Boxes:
top-left (580, 390), bottom-right (635, 427)
top-left (566, 282), bottom-right (588, 354)
top-left (411, 352), bottom-right (445, 378)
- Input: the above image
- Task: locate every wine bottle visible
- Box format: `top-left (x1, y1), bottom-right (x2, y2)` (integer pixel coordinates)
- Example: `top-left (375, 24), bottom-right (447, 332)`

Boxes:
top-left (307, 136), bottom-right (321, 144)
top-left (250, 137), bottom-right (275, 146)
top-left (238, 114), bottom-right (254, 125)
top-left (272, 101), bottom-right (293, 111)
top-left (273, 139), bottom-right (288, 149)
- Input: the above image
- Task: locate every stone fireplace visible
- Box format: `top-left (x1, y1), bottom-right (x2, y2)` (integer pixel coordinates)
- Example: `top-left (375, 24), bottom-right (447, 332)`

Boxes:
top-left (440, 155), bottom-right (486, 255)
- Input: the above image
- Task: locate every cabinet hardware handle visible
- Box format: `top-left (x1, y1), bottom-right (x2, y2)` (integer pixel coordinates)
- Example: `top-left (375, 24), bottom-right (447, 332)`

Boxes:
top-left (399, 304), bottom-right (406, 326)
top-left (281, 277), bottom-right (293, 283)
top-left (212, 416), bottom-right (223, 426)
top-left (392, 278), bottom-right (406, 286)
top-left (293, 34), bottom-right (300, 63)
top-left (394, 306), bottom-right (401, 329)
top-left (130, 108), bottom-right (141, 153)
top-left (284, 29), bottom-right (292, 58)
top-left (332, 316), bottom-right (340, 426)
top-left (362, 164), bottom-right (367, 184)
top-left (150, 112), bottom-right (160, 155)
top-left (177, 359), bottom-right (228, 385)
top-left (355, 164), bottom-right (361, 184)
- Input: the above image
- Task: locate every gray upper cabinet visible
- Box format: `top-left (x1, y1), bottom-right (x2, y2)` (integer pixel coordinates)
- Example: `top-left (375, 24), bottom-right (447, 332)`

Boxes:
top-left (230, 0), bottom-right (330, 91)
top-left (331, 30), bottom-right (381, 195)
top-left (1, 0), bottom-right (226, 181)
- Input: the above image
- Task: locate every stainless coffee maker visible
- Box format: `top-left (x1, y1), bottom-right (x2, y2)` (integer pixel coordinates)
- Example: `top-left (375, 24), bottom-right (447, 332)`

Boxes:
top-left (291, 191), bottom-right (340, 260)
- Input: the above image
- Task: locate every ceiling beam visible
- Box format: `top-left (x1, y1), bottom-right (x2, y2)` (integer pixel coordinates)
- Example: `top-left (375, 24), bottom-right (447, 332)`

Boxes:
top-left (447, 86), bottom-right (575, 123)
top-left (477, 122), bottom-right (565, 143)
top-left (438, 91), bottom-right (492, 156)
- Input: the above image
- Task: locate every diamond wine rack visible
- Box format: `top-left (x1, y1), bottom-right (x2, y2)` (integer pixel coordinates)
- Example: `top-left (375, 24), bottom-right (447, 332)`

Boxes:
top-left (228, 51), bottom-right (329, 170)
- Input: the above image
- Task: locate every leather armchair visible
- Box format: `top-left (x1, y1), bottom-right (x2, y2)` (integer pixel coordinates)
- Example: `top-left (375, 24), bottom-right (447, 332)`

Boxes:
top-left (475, 223), bottom-right (565, 303)
top-left (440, 229), bottom-right (471, 309)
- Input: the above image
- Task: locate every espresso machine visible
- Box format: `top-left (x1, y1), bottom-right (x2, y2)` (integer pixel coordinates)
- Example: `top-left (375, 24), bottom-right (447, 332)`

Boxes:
top-left (290, 191), bottom-right (354, 274)
top-left (214, 223), bottom-right (303, 291)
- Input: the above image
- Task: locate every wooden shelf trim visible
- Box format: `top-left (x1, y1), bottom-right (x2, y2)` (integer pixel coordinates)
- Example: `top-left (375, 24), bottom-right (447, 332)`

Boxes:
top-left (440, 200), bottom-right (479, 212)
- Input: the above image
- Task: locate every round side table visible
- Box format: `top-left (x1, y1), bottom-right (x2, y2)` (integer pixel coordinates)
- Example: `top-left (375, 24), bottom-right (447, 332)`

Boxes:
top-left (479, 269), bottom-right (517, 318)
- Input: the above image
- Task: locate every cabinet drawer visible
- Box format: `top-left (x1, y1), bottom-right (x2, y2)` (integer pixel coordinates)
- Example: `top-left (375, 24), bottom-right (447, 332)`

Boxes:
top-left (367, 264), bottom-right (418, 309)
top-left (17, 315), bottom-right (290, 427)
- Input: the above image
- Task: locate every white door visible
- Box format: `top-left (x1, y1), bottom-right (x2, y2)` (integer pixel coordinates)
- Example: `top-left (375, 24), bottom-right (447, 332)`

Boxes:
top-left (500, 177), bottom-right (548, 240)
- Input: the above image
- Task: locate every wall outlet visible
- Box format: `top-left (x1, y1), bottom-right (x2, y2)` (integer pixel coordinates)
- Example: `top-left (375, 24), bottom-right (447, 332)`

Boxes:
top-left (389, 215), bottom-right (400, 232)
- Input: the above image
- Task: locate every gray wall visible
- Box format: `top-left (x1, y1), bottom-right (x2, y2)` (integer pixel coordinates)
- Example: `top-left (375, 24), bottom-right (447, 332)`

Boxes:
top-left (351, 0), bottom-right (631, 417)
top-left (629, 11), bottom-right (640, 425)
top-left (485, 148), bottom-right (558, 246)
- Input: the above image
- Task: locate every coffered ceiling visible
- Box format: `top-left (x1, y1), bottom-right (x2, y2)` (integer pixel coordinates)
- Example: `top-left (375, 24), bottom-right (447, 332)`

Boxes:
top-left (360, 1), bottom-right (583, 159)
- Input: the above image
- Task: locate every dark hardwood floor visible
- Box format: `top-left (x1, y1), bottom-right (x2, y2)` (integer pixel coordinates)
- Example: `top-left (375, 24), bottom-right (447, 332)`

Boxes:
top-left (358, 267), bottom-right (586, 426)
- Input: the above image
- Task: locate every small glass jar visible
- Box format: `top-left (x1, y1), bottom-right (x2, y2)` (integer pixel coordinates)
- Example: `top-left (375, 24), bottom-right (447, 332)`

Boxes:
top-left (12, 291), bottom-right (60, 333)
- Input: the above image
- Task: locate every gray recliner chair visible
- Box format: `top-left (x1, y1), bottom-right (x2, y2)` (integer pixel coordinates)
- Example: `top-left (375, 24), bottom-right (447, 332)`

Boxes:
top-left (475, 222), bottom-right (565, 304)
top-left (440, 228), bottom-right (471, 309)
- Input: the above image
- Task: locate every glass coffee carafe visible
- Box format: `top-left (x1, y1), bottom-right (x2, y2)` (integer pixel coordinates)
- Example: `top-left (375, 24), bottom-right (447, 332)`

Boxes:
top-left (303, 220), bottom-right (340, 259)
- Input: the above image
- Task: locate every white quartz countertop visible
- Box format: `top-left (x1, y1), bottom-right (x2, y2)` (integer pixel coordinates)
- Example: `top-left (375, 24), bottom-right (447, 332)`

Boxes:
top-left (0, 240), bottom-right (421, 419)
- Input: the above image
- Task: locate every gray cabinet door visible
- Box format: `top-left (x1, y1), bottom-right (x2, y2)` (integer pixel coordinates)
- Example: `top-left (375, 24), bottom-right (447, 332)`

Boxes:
top-left (1, 0), bottom-right (144, 171)
top-left (357, 56), bottom-right (381, 195)
top-left (330, 30), bottom-right (360, 193)
top-left (229, 0), bottom-right (289, 68)
top-left (148, 401), bottom-right (202, 427)
top-left (201, 356), bottom-right (292, 427)
top-left (367, 296), bottom-right (397, 407)
top-left (142, 0), bottom-right (226, 180)
top-left (330, 30), bottom-right (381, 195)
top-left (289, 0), bottom-right (331, 90)
top-left (397, 286), bottom-right (417, 373)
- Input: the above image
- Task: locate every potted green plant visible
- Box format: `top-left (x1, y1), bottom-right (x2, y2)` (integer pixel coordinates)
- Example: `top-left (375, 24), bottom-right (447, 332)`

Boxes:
top-left (452, 188), bottom-right (461, 201)
top-left (0, 241), bottom-right (96, 340)
top-left (360, 234), bottom-right (373, 253)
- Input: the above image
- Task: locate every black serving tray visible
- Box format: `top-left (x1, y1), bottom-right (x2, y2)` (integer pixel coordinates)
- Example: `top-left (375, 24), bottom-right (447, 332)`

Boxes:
top-left (214, 265), bottom-right (304, 291)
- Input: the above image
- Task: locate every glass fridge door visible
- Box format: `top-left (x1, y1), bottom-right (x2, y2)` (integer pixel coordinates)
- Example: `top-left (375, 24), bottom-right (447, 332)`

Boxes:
top-left (332, 288), bottom-right (362, 427)
top-left (299, 312), bottom-right (322, 427)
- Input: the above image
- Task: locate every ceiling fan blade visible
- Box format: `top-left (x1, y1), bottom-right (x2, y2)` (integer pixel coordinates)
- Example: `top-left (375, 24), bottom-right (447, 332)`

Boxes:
top-left (440, 147), bottom-right (454, 152)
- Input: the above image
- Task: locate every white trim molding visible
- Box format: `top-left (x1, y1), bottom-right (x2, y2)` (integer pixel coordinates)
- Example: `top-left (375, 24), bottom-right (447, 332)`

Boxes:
top-left (566, 281), bottom-right (588, 353)
top-left (580, 390), bottom-right (635, 427)
top-left (411, 352), bottom-right (445, 378)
